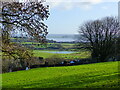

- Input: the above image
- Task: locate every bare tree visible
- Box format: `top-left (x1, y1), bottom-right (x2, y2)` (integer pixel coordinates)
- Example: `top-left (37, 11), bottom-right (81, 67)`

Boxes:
top-left (79, 17), bottom-right (120, 62)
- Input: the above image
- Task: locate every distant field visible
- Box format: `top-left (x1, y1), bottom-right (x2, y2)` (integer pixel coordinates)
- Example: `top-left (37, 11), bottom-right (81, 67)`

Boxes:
top-left (10, 38), bottom-right (90, 59)
top-left (33, 50), bottom-right (90, 59)
top-left (21, 42), bottom-right (75, 49)
top-left (10, 37), bottom-right (83, 51)
top-left (2, 61), bottom-right (119, 88)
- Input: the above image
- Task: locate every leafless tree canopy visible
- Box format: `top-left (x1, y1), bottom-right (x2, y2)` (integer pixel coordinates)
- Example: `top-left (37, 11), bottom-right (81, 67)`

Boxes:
top-left (79, 17), bottom-right (120, 62)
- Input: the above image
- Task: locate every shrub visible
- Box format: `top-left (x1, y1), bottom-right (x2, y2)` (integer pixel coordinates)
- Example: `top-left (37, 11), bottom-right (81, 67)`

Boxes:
top-left (45, 55), bottom-right (65, 66)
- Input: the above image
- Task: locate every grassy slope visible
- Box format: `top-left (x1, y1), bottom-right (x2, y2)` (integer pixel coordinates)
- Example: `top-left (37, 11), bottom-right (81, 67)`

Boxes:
top-left (2, 61), bottom-right (119, 88)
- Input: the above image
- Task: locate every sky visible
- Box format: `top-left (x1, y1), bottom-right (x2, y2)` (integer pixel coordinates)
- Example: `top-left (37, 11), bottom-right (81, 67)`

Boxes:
top-left (43, 0), bottom-right (119, 34)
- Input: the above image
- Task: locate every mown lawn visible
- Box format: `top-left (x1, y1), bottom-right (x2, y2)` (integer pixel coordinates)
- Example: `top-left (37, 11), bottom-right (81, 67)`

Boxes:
top-left (2, 61), bottom-right (119, 88)
top-left (33, 50), bottom-right (90, 59)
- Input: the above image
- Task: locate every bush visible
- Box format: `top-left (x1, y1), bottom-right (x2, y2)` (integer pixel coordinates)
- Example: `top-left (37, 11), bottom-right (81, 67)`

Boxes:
top-left (2, 58), bottom-right (16, 73)
top-left (2, 55), bottom-right (44, 73)
top-left (45, 55), bottom-right (65, 66)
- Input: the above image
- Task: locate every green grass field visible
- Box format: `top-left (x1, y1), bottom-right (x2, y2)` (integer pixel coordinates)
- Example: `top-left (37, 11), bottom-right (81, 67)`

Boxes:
top-left (21, 42), bottom-right (75, 49)
top-left (2, 61), bottom-right (119, 88)
top-left (33, 50), bottom-right (90, 59)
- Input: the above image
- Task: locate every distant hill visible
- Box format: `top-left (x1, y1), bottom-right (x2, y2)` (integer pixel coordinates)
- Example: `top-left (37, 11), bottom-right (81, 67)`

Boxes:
top-left (11, 34), bottom-right (86, 42)
top-left (47, 34), bottom-right (83, 42)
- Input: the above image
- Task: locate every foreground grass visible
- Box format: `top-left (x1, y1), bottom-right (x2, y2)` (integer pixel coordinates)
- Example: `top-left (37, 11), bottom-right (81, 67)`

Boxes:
top-left (2, 61), bottom-right (119, 88)
top-left (33, 50), bottom-right (90, 59)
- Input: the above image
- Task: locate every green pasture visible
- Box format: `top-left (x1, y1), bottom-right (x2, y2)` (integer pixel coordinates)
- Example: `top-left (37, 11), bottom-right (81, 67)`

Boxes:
top-left (21, 42), bottom-right (75, 49)
top-left (2, 61), bottom-right (119, 88)
top-left (10, 37), bottom-right (79, 50)
top-left (33, 50), bottom-right (91, 59)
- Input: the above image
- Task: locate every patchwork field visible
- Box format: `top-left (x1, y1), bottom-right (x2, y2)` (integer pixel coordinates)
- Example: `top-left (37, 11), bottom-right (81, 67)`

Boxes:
top-left (11, 38), bottom-right (90, 60)
top-left (2, 61), bottom-right (119, 88)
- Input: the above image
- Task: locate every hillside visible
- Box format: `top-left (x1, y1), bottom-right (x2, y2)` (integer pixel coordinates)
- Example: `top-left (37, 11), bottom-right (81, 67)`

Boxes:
top-left (2, 61), bottom-right (119, 88)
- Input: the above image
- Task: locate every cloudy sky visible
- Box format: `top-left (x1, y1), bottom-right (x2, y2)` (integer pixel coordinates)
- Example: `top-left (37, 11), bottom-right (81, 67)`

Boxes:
top-left (44, 0), bottom-right (119, 34)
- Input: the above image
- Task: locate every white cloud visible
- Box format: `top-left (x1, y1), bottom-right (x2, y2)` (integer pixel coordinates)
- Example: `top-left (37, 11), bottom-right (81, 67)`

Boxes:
top-left (45, 0), bottom-right (119, 10)
top-left (45, 0), bottom-right (102, 10)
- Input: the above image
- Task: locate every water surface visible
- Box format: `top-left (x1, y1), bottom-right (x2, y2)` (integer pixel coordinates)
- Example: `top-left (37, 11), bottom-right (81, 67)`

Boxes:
top-left (40, 51), bottom-right (76, 54)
